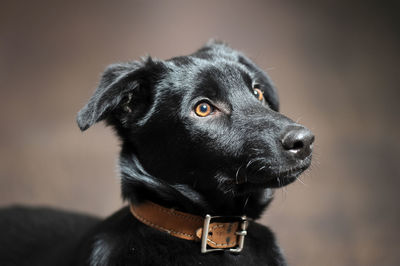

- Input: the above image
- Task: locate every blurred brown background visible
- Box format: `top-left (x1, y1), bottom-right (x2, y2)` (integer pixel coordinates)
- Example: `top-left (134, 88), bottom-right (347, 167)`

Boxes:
top-left (1, 1), bottom-right (399, 265)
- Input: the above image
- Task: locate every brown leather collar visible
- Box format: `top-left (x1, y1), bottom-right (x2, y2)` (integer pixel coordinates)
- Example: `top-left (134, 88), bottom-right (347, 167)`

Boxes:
top-left (130, 201), bottom-right (249, 253)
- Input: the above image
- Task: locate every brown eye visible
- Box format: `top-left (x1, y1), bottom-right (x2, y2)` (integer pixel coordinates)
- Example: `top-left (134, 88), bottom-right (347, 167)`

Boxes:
top-left (195, 102), bottom-right (213, 117)
top-left (253, 88), bottom-right (264, 101)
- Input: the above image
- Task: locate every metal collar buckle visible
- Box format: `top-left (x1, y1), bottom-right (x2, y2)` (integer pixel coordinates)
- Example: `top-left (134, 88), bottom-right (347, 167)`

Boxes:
top-left (200, 214), bottom-right (248, 254)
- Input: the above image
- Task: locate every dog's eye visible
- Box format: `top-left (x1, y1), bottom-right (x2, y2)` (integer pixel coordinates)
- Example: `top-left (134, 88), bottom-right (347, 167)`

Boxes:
top-left (195, 102), bottom-right (213, 117)
top-left (253, 88), bottom-right (264, 101)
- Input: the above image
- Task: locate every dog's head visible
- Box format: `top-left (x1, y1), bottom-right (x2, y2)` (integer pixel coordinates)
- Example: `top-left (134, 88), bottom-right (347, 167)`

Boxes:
top-left (77, 42), bottom-right (314, 217)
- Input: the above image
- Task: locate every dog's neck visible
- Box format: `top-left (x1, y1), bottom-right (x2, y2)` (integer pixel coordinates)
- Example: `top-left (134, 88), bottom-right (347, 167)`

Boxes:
top-left (119, 153), bottom-right (273, 220)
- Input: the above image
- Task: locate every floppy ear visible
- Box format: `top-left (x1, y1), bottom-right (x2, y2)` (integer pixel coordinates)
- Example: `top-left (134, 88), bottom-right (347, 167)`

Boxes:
top-left (77, 60), bottom-right (147, 131)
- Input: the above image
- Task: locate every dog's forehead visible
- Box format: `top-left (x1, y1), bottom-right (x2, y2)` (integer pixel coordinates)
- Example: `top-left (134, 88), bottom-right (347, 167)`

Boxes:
top-left (164, 58), bottom-right (253, 96)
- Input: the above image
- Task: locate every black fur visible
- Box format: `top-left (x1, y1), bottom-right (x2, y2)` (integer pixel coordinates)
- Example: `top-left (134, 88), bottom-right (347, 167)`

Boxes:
top-left (0, 41), bottom-right (313, 266)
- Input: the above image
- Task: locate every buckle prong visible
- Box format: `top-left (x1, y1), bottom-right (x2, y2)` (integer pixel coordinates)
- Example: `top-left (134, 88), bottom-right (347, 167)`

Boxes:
top-left (201, 214), bottom-right (248, 254)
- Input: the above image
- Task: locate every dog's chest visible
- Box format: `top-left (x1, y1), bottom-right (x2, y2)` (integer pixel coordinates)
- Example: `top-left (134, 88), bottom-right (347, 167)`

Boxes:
top-left (86, 215), bottom-right (285, 266)
top-left (98, 239), bottom-right (274, 266)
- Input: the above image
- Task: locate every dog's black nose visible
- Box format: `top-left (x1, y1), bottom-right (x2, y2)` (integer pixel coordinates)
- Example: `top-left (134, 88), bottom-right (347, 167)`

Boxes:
top-left (281, 126), bottom-right (314, 159)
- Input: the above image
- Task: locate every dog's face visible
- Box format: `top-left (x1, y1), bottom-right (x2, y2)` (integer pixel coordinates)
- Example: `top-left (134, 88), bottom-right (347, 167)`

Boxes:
top-left (77, 42), bottom-right (314, 215)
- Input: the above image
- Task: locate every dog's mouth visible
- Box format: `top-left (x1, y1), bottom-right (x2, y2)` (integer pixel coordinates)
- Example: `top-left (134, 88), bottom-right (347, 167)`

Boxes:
top-left (232, 156), bottom-right (312, 191)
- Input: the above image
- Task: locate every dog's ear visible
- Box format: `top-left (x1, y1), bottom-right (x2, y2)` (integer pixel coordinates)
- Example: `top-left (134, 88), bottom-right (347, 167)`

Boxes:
top-left (77, 59), bottom-right (154, 131)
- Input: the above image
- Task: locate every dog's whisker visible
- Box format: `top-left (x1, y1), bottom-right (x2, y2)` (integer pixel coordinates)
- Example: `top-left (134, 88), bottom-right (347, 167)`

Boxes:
top-left (246, 157), bottom-right (265, 170)
top-left (278, 184), bottom-right (287, 201)
top-left (246, 159), bottom-right (256, 169)
top-left (282, 185), bottom-right (288, 198)
top-left (256, 165), bottom-right (266, 172)
top-left (235, 165), bottom-right (243, 184)
top-left (296, 176), bottom-right (307, 186)
top-left (265, 66), bottom-right (276, 71)
top-left (243, 196), bottom-right (250, 211)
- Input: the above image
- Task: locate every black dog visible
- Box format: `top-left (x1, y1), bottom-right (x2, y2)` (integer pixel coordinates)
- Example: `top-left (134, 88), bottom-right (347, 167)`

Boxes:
top-left (0, 41), bottom-right (313, 266)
